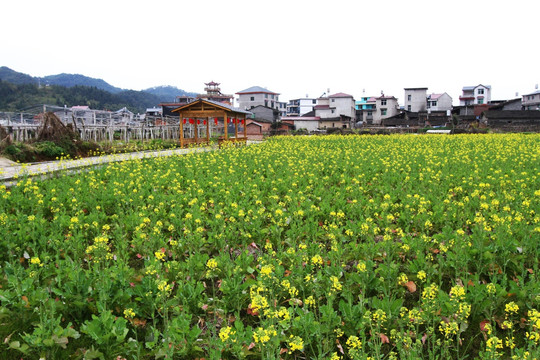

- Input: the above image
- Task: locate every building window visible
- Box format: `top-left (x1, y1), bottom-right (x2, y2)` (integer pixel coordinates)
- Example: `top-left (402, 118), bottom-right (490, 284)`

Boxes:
top-left (250, 96), bottom-right (254, 101)
top-left (331, 99), bottom-right (335, 102)
top-left (271, 95), bottom-right (274, 100)
top-left (478, 99), bottom-right (484, 104)
top-left (265, 94), bottom-right (268, 98)
top-left (407, 105), bottom-right (411, 111)
top-left (331, 109), bottom-right (335, 113)
top-left (381, 109), bottom-right (387, 116)
top-left (431, 101), bottom-right (437, 107)
top-left (367, 112), bottom-right (372, 116)
top-left (381, 100), bottom-right (387, 106)
top-left (312, 99), bottom-right (316, 104)
top-left (407, 95), bottom-right (411, 101)
top-left (265, 100), bottom-right (268, 107)
top-left (478, 89), bottom-right (484, 95)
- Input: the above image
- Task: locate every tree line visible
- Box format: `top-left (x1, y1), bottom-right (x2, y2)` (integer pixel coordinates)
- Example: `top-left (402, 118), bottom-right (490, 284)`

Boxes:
top-left (0, 80), bottom-right (162, 113)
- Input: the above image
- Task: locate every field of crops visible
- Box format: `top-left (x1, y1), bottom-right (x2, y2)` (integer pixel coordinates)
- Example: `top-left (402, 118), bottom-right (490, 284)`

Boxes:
top-left (1, 134), bottom-right (539, 359)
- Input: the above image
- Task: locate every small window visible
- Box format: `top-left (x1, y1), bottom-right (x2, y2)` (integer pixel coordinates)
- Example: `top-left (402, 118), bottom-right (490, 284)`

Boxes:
top-left (331, 99), bottom-right (335, 102)
top-left (381, 100), bottom-right (387, 106)
top-left (367, 111), bottom-right (372, 116)
top-left (381, 109), bottom-right (387, 116)
top-left (407, 105), bottom-right (411, 111)
top-left (265, 94), bottom-right (268, 98)
top-left (250, 96), bottom-right (254, 101)
top-left (331, 109), bottom-right (335, 113)
top-left (478, 99), bottom-right (484, 104)
top-left (407, 95), bottom-right (411, 101)
top-left (312, 99), bottom-right (316, 104)
top-left (478, 89), bottom-right (484, 95)
top-left (431, 101), bottom-right (437, 107)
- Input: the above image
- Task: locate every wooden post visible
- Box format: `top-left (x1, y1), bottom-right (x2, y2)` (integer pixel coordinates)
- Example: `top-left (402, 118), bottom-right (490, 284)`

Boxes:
top-left (224, 112), bottom-right (228, 140)
top-left (180, 114), bottom-right (184, 148)
top-left (243, 116), bottom-right (247, 139)
top-left (206, 117), bottom-right (210, 144)
top-left (234, 115), bottom-right (238, 140)
top-left (194, 118), bottom-right (198, 144)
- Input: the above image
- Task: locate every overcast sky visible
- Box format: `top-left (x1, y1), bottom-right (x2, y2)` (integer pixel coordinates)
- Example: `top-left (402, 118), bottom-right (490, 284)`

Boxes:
top-left (2, 0), bottom-right (539, 105)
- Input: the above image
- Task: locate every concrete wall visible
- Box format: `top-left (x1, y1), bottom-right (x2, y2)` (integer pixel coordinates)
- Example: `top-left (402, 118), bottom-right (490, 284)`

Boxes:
top-left (404, 89), bottom-right (427, 112)
top-left (293, 120), bottom-right (319, 132)
top-left (319, 120), bottom-right (349, 129)
top-left (330, 97), bottom-right (356, 119)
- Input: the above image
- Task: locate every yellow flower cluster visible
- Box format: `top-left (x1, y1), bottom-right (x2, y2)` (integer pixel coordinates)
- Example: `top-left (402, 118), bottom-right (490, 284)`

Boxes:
top-left (253, 326), bottom-right (276, 344)
top-left (123, 308), bottom-right (135, 318)
top-left (288, 335), bottom-right (304, 352)
top-left (219, 326), bottom-right (236, 342)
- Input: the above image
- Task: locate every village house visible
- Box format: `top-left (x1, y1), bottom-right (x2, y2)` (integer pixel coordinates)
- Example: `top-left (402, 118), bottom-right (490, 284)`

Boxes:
top-left (356, 96), bottom-right (377, 125)
top-left (427, 93), bottom-right (453, 112)
top-left (315, 93), bottom-right (356, 128)
top-left (522, 90), bottom-right (540, 110)
top-left (372, 95), bottom-right (399, 125)
top-left (459, 84), bottom-right (491, 106)
top-left (286, 97), bottom-right (318, 116)
top-left (404, 88), bottom-right (428, 112)
top-left (236, 86), bottom-right (282, 112)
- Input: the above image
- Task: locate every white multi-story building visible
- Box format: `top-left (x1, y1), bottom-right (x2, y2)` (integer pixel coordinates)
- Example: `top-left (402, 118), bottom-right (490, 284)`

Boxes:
top-left (460, 84), bottom-right (491, 106)
top-left (404, 88), bottom-right (428, 112)
top-left (236, 86), bottom-right (281, 111)
top-left (373, 95), bottom-right (399, 125)
top-left (286, 98), bottom-right (318, 116)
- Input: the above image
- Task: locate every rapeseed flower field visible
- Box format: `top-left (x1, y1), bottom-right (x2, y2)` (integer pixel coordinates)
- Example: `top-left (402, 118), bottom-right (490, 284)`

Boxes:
top-left (0, 134), bottom-right (539, 359)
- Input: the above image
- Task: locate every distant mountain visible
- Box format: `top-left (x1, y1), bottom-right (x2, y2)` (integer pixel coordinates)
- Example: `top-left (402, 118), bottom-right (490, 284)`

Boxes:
top-left (0, 66), bottom-right (36, 85)
top-left (0, 66), bottom-right (198, 112)
top-left (144, 85), bottom-right (198, 102)
top-left (42, 73), bottom-right (124, 93)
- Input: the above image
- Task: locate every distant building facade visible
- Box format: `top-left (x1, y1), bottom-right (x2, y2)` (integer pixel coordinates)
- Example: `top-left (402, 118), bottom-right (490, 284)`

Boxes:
top-left (427, 93), bottom-right (453, 112)
top-left (286, 98), bottom-right (318, 116)
top-left (314, 93), bottom-right (356, 128)
top-left (460, 84), bottom-right (491, 106)
top-left (356, 96), bottom-right (377, 124)
top-left (236, 86), bottom-right (281, 112)
top-left (404, 88), bottom-right (428, 112)
top-left (522, 90), bottom-right (540, 110)
top-left (372, 95), bottom-right (399, 125)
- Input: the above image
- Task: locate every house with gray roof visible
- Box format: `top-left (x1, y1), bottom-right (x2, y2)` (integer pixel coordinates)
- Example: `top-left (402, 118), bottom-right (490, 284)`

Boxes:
top-left (522, 90), bottom-right (540, 110)
top-left (236, 86), bottom-right (281, 113)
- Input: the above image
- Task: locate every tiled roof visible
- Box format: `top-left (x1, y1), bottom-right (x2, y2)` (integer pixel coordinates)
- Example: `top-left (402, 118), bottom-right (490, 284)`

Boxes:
top-left (236, 86), bottom-right (279, 95)
top-left (329, 92), bottom-right (353, 98)
top-left (428, 93), bottom-right (443, 100)
top-left (171, 98), bottom-right (252, 115)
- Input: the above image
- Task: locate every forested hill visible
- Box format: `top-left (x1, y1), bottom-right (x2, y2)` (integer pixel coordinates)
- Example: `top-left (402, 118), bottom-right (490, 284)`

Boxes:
top-left (0, 66), bottom-right (197, 113)
top-left (0, 80), bottom-right (161, 113)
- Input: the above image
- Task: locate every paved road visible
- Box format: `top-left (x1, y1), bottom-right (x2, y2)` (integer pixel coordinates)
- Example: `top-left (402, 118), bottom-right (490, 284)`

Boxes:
top-left (0, 146), bottom-right (215, 183)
